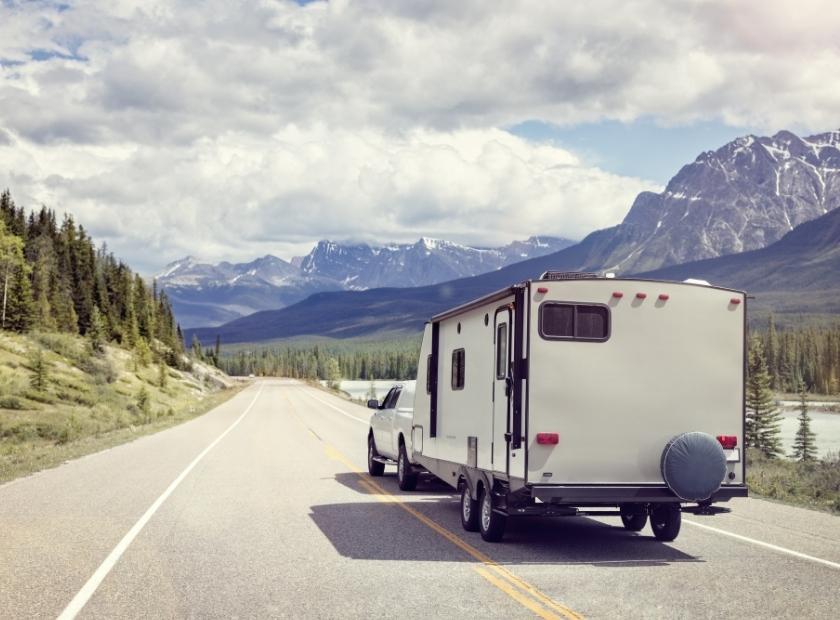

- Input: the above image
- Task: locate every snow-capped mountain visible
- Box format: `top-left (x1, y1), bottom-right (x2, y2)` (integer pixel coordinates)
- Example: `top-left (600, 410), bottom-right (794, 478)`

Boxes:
top-left (580, 129), bottom-right (840, 273)
top-left (296, 236), bottom-right (573, 289)
top-left (159, 236), bottom-right (573, 327)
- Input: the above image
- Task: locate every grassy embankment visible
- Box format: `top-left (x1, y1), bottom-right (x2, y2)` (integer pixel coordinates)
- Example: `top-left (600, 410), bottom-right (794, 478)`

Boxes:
top-left (747, 448), bottom-right (840, 514)
top-left (0, 331), bottom-right (243, 484)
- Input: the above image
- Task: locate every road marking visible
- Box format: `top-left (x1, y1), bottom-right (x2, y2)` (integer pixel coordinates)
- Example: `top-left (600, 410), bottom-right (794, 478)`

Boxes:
top-left (322, 442), bottom-right (582, 619)
top-left (474, 566), bottom-right (561, 620)
top-left (57, 384), bottom-right (265, 620)
top-left (302, 389), bottom-right (369, 425)
top-left (683, 519), bottom-right (840, 571)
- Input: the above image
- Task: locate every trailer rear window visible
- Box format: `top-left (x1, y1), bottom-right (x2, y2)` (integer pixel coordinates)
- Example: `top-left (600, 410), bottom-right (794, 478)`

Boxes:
top-left (451, 348), bottom-right (465, 390)
top-left (540, 303), bottom-right (609, 341)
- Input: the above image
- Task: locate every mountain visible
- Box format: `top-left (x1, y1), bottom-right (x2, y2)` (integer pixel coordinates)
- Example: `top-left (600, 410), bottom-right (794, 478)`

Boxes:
top-left (187, 205), bottom-right (840, 344)
top-left (575, 129), bottom-right (840, 274)
top-left (160, 236), bottom-right (573, 327)
top-left (296, 236), bottom-right (573, 289)
top-left (637, 205), bottom-right (840, 316)
top-left (185, 128), bottom-right (840, 344)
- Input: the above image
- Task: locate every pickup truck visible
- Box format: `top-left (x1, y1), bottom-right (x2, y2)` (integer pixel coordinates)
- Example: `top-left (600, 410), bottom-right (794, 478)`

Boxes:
top-left (366, 381), bottom-right (419, 490)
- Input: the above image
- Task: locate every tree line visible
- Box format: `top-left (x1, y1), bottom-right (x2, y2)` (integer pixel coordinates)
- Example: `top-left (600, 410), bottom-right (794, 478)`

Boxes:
top-left (220, 339), bottom-right (421, 380)
top-left (0, 190), bottom-right (184, 362)
top-left (752, 316), bottom-right (840, 394)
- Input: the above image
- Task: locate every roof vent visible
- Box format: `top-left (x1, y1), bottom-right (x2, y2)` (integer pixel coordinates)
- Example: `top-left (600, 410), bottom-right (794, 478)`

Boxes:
top-left (539, 271), bottom-right (602, 281)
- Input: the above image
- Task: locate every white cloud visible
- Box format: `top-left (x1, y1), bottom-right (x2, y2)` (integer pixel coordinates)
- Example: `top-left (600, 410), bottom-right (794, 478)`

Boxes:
top-left (1, 0), bottom-right (838, 271)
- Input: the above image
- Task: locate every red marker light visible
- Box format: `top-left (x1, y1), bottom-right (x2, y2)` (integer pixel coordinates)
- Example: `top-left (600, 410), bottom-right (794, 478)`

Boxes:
top-left (537, 287), bottom-right (549, 294)
top-left (717, 435), bottom-right (738, 449)
top-left (658, 294), bottom-right (669, 301)
top-left (636, 292), bottom-right (647, 299)
top-left (536, 433), bottom-right (559, 445)
top-left (730, 298), bottom-right (741, 305)
top-left (612, 291), bottom-right (624, 299)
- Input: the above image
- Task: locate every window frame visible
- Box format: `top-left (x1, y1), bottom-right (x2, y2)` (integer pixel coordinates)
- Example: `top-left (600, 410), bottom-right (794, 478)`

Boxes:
top-left (451, 348), bottom-right (466, 391)
top-left (538, 301), bottom-right (611, 342)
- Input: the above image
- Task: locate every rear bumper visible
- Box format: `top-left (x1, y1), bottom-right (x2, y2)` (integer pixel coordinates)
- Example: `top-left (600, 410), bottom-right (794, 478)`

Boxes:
top-left (530, 484), bottom-right (748, 504)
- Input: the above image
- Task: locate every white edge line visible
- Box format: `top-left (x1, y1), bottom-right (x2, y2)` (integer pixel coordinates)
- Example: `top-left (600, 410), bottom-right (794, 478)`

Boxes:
top-left (684, 519), bottom-right (840, 571)
top-left (57, 383), bottom-right (265, 620)
top-left (302, 389), bottom-right (369, 425)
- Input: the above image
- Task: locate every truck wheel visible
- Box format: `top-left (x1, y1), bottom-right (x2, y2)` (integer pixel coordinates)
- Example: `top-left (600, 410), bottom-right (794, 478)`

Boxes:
top-left (479, 487), bottom-right (507, 542)
top-left (460, 485), bottom-right (479, 532)
top-left (619, 505), bottom-right (648, 532)
top-left (367, 436), bottom-right (385, 477)
top-left (397, 443), bottom-right (418, 491)
top-left (650, 504), bottom-right (681, 542)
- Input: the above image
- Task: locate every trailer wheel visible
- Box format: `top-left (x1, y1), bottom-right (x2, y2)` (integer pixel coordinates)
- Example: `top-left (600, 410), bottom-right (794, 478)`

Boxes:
top-left (460, 485), bottom-right (479, 532)
top-left (650, 504), bottom-right (681, 542)
top-left (619, 505), bottom-right (648, 532)
top-left (479, 487), bottom-right (507, 542)
top-left (397, 443), bottom-right (418, 491)
top-left (367, 436), bottom-right (385, 477)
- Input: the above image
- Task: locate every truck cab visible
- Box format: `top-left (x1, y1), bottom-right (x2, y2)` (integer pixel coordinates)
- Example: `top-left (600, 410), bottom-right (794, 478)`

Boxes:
top-left (366, 381), bottom-right (419, 489)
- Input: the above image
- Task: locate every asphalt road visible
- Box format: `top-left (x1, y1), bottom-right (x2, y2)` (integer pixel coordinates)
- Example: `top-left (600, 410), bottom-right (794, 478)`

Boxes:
top-left (1, 379), bottom-right (839, 619)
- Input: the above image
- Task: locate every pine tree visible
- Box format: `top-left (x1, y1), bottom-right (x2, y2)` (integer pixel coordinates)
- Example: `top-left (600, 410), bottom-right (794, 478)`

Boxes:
top-left (88, 305), bottom-right (106, 353)
top-left (29, 348), bottom-right (49, 392)
top-left (746, 335), bottom-right (783, 458)
top-left (0, 219), bottom-right (26, 330)
top-left (158, 360), bottom-right (168, 388)
top-left (791, 381), bottom-right (818, 461)
top-left (325, 357), bottom-right (341, 390)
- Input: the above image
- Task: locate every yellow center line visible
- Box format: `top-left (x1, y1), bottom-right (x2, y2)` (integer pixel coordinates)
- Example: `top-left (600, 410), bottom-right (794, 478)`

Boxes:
top-left (323, 442), bottom-right (583, 620)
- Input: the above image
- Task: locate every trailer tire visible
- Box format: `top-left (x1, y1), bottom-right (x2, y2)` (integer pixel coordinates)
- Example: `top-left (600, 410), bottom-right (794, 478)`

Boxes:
top-left (460, 485), bottom-right (480, 532)
top-left (650, 503), bottom-right (681, 542)
top-left (367, 436), bottom-right (385, 477)
top-left (619, 505), bottom-right (648, 532)
top-left (479, 487), bottom-right (507, 542)
top-left (397, 443), bottom-right (418, 491)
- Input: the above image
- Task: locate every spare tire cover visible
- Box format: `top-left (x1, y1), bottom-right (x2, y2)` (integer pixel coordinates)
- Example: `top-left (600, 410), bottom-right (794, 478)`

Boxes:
top-left (660, 432), bottom-right (726, 501)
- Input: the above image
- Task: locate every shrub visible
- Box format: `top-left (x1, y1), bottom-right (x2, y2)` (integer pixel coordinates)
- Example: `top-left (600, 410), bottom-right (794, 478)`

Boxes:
top-left (0, 396), bottom-right (25, 410)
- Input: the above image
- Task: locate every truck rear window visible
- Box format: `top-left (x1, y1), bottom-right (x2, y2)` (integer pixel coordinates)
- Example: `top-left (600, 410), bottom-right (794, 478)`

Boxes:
top-left (540, 303), bottom-right (609, 341)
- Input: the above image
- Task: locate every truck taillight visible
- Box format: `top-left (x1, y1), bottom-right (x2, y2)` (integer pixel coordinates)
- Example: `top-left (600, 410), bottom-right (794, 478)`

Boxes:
top-left (717, 435), bottom-right (737, 449)
top-left (536, 433), bottom-right (559, 445)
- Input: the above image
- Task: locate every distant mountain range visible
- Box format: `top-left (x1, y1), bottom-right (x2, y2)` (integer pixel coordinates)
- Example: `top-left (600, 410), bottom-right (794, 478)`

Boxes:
top-left (186, 128), bottom-right (840, 345)
top-left (159, 236), bottom-right (574, 327)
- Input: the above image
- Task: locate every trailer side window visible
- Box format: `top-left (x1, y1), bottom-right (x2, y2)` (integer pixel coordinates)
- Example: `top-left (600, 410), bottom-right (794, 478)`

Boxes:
top-left (451, 348), bottom-right (465, 390)
top-left (540, 303), bottom-right (610, 341)
top-left (426, 355), bottom-right (432, 394)
top-left (495, 324), bottom-right (507, 379)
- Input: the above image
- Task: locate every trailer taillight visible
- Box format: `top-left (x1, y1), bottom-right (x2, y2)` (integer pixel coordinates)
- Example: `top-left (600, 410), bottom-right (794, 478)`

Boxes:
top-left (730, 298), bottom-right (741, 305)
top-left (636, 292), bottom-right (647, 299)
top-left (658, 294), bottom-right (669, 301)
top-left (537, 287), bottom-right (548, 294)
top-left (612, 292), bottom-right (623, 299)
top-left (717, 435), bottom-right (738, 449)
top-left (536, 433), bottom-right (559, 445)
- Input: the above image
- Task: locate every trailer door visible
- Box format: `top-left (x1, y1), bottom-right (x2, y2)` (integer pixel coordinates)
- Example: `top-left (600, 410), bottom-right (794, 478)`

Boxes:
top-left (492, 309), bottom-right (511, 473)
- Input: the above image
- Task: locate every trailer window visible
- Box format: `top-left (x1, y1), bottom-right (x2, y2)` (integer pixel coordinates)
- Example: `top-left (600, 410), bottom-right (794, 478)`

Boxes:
top-left (496, 324), bottom-right (507, 379)
top-left (451, 348), bottom-right (465, 390)
top-left (426, 355), bottom-right (433, 394)
top-left (540, 303), bottom-right (610, 341)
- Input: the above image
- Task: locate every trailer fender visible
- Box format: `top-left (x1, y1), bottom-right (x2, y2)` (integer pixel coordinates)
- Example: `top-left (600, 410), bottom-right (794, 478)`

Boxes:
top-left (459, 467), bottom-right (493, 502)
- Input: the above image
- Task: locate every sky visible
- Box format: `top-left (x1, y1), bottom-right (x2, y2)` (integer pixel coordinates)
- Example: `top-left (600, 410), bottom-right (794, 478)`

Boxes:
top-left (1, 0), bottom-right (839, 275)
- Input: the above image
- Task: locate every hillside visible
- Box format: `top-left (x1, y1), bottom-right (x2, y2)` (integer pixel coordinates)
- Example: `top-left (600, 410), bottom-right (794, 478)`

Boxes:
top-left (0, 330), bottom-right (235, 483)
top-left (639, 205), bottom-right (840, 316)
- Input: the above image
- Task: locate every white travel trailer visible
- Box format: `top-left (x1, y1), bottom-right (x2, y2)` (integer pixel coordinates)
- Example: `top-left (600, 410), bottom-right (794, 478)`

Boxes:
top-left (404, 272), bottom-right (747, 542)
